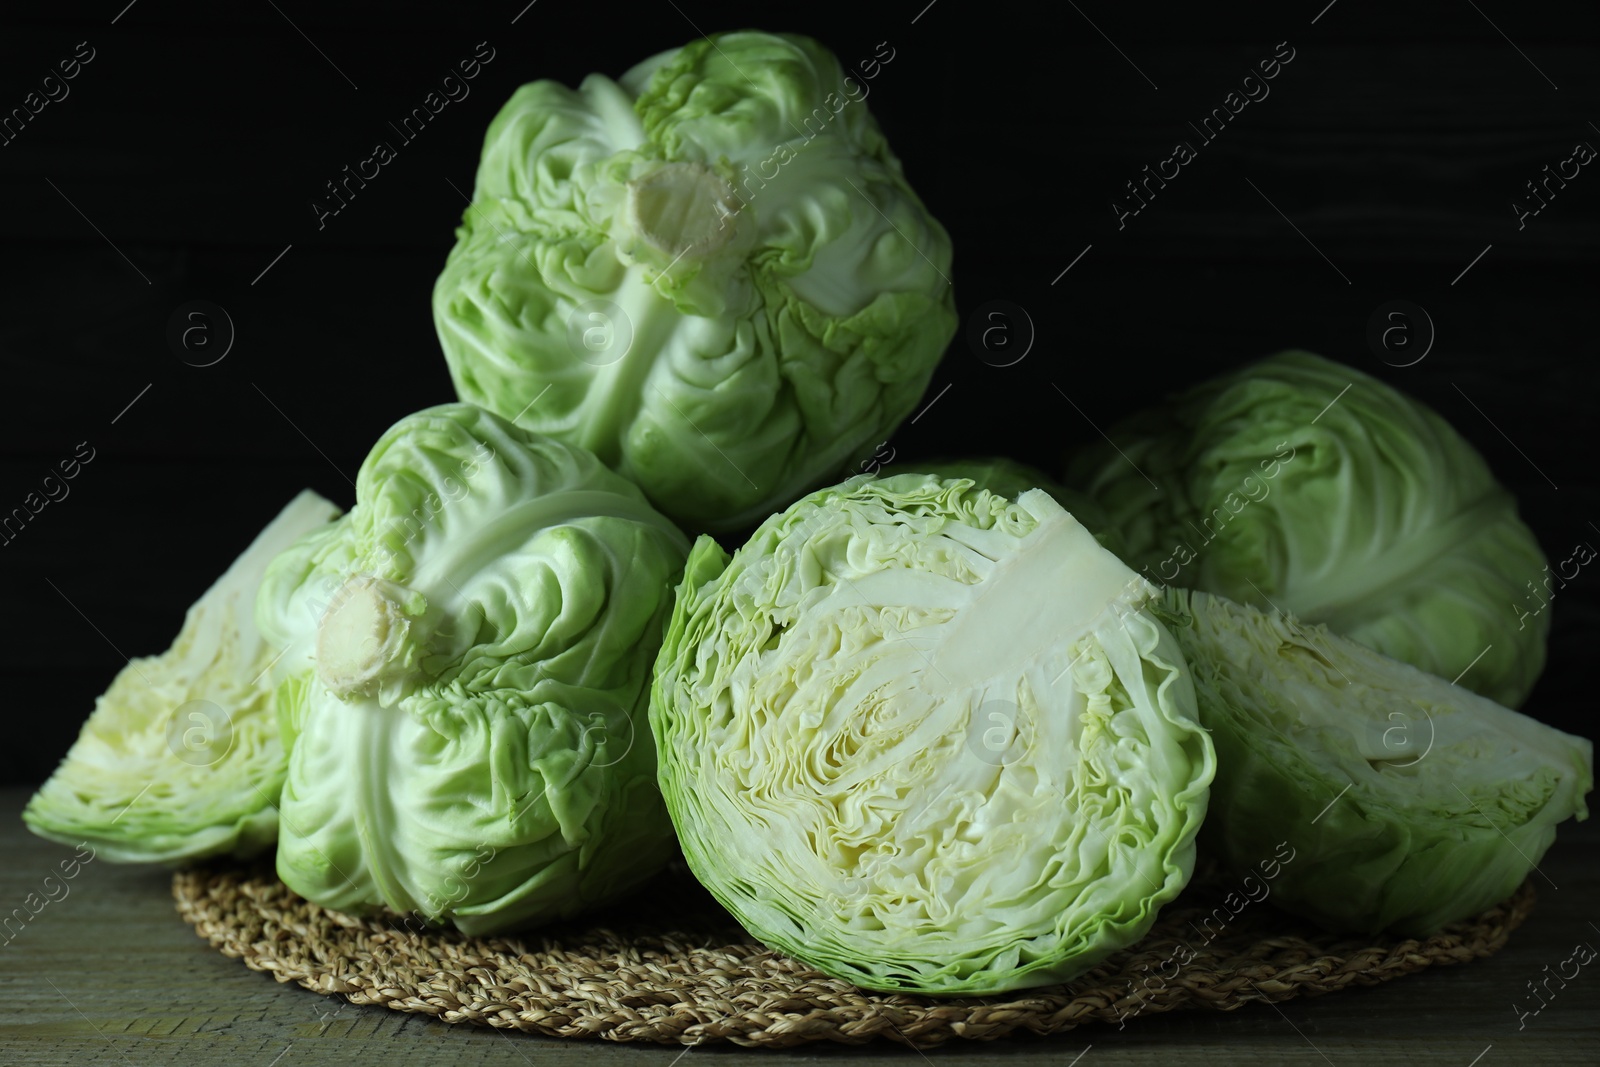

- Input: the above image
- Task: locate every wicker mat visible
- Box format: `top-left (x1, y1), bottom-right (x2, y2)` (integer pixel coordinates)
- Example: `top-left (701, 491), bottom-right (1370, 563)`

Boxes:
top-left (172, 863), bottom-right (1533, 1048)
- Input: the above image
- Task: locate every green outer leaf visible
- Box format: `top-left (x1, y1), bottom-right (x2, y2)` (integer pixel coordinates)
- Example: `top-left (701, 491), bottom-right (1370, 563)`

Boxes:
top-left (1064, 350), bottom-right (1551, 708)
top-left (651, 473), bottom-right (1214, 995)
top-left (432, 31), bottom-right (956, 532)
top-left (256, 404), bottom-right (688, 934)
top-left (24, 490), bottom-right (341, 863)
top-left (1166, 587), bottom-right (1591, 934)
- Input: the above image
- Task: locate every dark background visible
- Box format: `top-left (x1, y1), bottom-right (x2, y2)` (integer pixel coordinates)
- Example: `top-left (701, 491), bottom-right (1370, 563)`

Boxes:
top-left (2, 1), bottom-right (1595, 785)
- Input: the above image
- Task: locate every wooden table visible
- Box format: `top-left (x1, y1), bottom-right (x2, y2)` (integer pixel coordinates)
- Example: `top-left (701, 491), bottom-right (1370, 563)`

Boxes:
top-left (3, 787), bottom-right (1595, 1066)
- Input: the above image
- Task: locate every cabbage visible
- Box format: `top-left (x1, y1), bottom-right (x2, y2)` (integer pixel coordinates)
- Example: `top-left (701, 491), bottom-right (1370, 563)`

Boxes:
top-left (25, 490), bottom-right (341, 862)
top-left (1166, 588), bottom-right (1591, 934)
top-left (433, 31), bottom-right (957, 532)
top-left (1065, 350), bottom-right (1550, 707)
top-left (255, 404), bottom-right (688, 934)
top-left (650, 473), bottom-right (1214, 994)
top-left (877, 456), bottom-right (1123, 557)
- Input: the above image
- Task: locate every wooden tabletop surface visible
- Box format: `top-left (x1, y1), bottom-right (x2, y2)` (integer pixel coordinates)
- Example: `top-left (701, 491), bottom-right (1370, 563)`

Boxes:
top-left (2, 785), bottom-right (1595, 1066)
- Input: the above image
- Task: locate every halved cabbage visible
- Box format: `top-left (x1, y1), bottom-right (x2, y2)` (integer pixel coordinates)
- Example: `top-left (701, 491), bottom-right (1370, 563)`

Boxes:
top-left (1166, 588), bottom-right (1591, 934)
top-left (25, 490), bottom-right (341, 862)
top-left (650, 473), bottom-right (1214, 994)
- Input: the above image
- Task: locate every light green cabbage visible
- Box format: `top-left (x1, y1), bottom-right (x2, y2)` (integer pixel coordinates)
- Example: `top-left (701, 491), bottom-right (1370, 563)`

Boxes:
top-left (877, 456), bottom-right (1123, 557)
top-left (25, 490), bottom-right (341, 863)
top-left (433, 31), bottom-right (956, 532)
top-left (255, 404), bottom-right (688, 934)
top-left (1166, 588), bottom-right (1591, 934)
top-left (1064, 350), bottom-right (1550, 707)
top-left (650, 473), bottom-right (1214, 995)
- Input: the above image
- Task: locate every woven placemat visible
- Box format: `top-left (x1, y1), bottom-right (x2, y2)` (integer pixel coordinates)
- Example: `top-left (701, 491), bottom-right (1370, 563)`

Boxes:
top-left (173, 863), bottom-right (1533, 1048)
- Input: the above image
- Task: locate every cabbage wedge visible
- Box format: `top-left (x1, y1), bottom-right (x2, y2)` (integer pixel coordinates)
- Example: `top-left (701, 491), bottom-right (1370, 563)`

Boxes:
top-left (651, 474), bottom-right (1214, 995)
top-left (25, 490), bottom-right (341, 862)
top-left (1166, 588), bottom-right (1591, 934)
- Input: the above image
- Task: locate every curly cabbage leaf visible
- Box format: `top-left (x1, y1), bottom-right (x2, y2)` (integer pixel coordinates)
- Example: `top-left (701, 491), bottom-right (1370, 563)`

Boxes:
top-left (1065, 350), bottom-right (1550, 707)
top-left (433, 31), bottom-right (957, 531)
top-left (650, 473), bottom-right (1214, 995)
top-left (1167, 588), bottom-right (1591, 934)
top-left (256, 404), bottom-right (688, 934)
top-left (25, 490), bottom-right (341, 863)
top-left (877, 456), bottom-right (1123, 557)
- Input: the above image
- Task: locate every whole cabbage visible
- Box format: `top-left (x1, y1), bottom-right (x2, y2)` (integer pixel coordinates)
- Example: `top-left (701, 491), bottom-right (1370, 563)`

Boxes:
top-left (650, 473), bottom-right (1214, 995)
top-left (433, 31), bottom-right (956, 531)
top-left (1065, 350), bottom-right (1550, 707)
top-left (256, 404), bottom-right (688, 934)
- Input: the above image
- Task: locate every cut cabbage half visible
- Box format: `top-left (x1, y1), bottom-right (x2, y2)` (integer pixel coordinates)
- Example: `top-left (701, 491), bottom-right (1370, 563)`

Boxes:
top-left (650, 473), bottom-right (1214, 995)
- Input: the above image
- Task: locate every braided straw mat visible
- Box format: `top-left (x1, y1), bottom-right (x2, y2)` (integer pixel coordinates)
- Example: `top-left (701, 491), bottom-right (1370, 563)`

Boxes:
top-left (173, 863), bottom-right (1533, 1048)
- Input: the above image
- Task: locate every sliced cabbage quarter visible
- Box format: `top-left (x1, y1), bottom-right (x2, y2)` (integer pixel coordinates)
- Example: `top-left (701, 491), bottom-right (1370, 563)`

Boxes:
top-left (650, 474), bottom-right (1215, 995)
top-left (433, 32), bottom-right (957, 532)
top-left (1165, 588), bottom-right (1591, 934)
top-left (255, 404), bottom-right (689, 935)
top-left (25, 490), bottom-right (341, 862)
